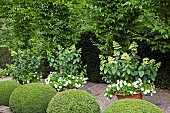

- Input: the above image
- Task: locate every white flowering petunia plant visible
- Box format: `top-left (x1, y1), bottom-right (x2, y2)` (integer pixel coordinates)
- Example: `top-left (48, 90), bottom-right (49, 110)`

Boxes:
top-left (45, 72), bottom-right (88, 92)
top-left (104, 79), bottom-right (156, 99)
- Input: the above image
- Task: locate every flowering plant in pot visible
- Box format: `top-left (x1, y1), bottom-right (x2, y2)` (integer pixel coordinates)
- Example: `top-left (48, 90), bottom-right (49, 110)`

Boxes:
top-left (100, 41), bottom-right (161, 99)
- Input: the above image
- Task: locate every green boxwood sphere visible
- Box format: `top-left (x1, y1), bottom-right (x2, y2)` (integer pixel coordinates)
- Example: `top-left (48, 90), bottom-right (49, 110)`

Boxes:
top-left (103, 99), bottom-right (164, 113)
top-left (9, 83), bottom-right (56, 113)
top-left (47, 89), bottom-right (100, 113)
top-left (0, 80), bottom-right (20, 106)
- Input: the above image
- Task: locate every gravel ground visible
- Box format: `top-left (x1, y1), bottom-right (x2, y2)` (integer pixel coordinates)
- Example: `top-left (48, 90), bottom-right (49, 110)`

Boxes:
top-left (0, 77), bottom-right (170, 113)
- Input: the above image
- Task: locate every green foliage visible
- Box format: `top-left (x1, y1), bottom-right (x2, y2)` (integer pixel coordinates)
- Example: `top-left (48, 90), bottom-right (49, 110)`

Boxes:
top-left (103, 99), bottom-right (164, 113)
top-left (9, 83), bottom-right (56, 113)
top-left (0, 80), bottom-right (20, 106)
top-left (88, 0), bottom-right (170, 54)
top-left (47, 89), bottom-right (100, 113)
top-left (6, 49), bottom-right (42, 83)
top-left (100, 41), bottom-right (161, 83)
top-left (47, 44), bottom-right (86, 77)
top-left (77, 31), bottom-right (102, 82)
top-left (0, 45), bottom-right (12, 68)
top-left (0, 68), bottom-right (8, 78)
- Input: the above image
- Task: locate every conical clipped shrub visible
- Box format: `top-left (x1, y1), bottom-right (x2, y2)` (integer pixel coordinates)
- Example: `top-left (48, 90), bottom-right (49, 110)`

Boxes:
top-left (9, 83), bottom-right (56, 113)
top-left (47, 89), bottom-right (100, 113)
top-left (103, 99), bottom-right (164, 113)
top-left (0, 80), bottom-right (20, 106)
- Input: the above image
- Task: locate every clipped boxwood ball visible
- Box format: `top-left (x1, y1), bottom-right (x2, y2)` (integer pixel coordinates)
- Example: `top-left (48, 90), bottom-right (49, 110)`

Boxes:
top-left (0, 80), bottom-right (20, 106)
top-left (9, 83), bottom-right (56, 113)
top-left (103, 99), bottom-right (164, 113)
top-left (47, 89), bottom-right (100, 113)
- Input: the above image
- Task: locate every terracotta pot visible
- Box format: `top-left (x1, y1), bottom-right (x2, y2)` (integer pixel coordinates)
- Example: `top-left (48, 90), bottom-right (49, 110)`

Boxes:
top-left (115, 92), bottom-right (142, 100)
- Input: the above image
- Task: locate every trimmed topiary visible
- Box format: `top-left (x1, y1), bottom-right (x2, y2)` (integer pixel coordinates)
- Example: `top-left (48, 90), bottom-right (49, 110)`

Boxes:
top-left (47, 89), bottom-right (100, 113)
top-left (9, 83), bottom-right (56, 113)
top-left (0, 80), bottom-right (20, 106)
top-left (103, 99), bottom-right (164, 113)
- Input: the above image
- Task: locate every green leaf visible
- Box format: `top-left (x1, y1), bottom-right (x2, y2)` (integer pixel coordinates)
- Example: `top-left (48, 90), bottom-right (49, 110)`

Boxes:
top-left (146, 70), bottom-right (151, 75)
top-left (127, 68), bottom-right (131, 74)
top-left (138, 66), bottom-right (143, 71)
top-left (104, 69), bottom-right (108, 74)
top-left (111, 68), bottom-right (117, 75)
top-left (139, 71), bottom-right (144, 77)
top-left (117, 71), bottom-right (120, 76)
top-left (125, 75), bottom-right (129, 80)
top-left (100, 66), bottom-right (103, 71)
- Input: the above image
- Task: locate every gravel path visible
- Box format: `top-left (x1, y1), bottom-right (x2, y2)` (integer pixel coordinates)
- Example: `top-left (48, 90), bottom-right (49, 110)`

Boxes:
top-left (0, 77), bottom-right (170, 113)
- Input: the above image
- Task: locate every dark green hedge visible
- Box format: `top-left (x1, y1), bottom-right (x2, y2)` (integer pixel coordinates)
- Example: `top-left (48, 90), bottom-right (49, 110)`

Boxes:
top-left (137, 42), bottom-right (170, 89)
top-left (76, 31), bottom-right (103, 82)
top-left (0, 45), bottom-right (11, 68)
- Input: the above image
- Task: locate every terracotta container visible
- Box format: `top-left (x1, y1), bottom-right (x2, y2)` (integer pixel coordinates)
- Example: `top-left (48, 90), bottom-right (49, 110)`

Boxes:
top-left (115, 92), bottom-right (142, 100)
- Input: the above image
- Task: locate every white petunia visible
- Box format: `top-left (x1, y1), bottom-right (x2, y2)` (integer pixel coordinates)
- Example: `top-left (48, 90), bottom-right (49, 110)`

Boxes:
top-left (112, 84), bottom-right (116, 87)
top-left (127, 83), bottom-right (131, 87)
top-left (134, 85), bottom-right (138, 88)
top-left (54, 84), bottom-right (58, 88)
top-left (133, 92), bottom-right (137, 94)
top-left (141, 88), bottom-right (144, 91)
top-left (109, 95), bottom-right (113, 98)
top-left (72, 76), bottom-right (75, 79)
top-left (130, 91), bottom-right (133, 94)
top-left (67, 75), bottom-right (71, 77)
top-left (59, 86), bottom-right (62, 89)
top-left (143, 91), bottom-right (147, 95)
top-left (117, 87), bottom-right (120, 91)
top-left (123, 81), bottom-right (127, 86)
top-left (148, 80), bottom-right (151, 83)
top-left (153, 90), bottom-right (156, 93)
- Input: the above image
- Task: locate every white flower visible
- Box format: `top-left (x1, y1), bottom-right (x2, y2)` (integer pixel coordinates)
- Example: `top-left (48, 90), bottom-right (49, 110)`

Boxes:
top-left (67, 75), bottom-right (71, 77)
top-left (120, 84), bottom-right (123, 88)
top-left (138, 78), bottom-right (142, 83)
top-left (130, 91), bottom-right (133, 94)
top-left (120, 80), bottom-right (123, 84)
top-left (109, 95), bottom-right (113, 98)
top-left (127, 83), bottom-right (131, 87)
top-left (84, 77), bottom-right (88, 80)
top-left (133, 92), bottom-right (137, 94)
top-left (143, 91), bottom-right (147, 95)
top-left (59, 86), bottom-right (62, 89)
top-left (117, 86), bottom-right (120, 91)
top-left (68, 80), bottom-right (72, 84)
top-left (117, 80), bottom-right (120, 84)
top-left (141, 88), bottom-right (144, 91)
top-left (148, 80), bottom-right (150, 83)
top-left (72, 76), bottom-right (75, 79)
top-left (123, 81), bottom-right (127, 86)
top-left (112, 84), bottom-right (116, 87)
top-left (106, 88), bottom-right (109, 91)
top-left (146, 90), bottom-right (150, 93)
top-left (83, 81), bottom-right (87, 84)
top-left (134, 85), bottom-right (138, 88)
top-left (108, 85), bottom-right (112, 88)
top-left (153, 90), bottom-right (156, 93)
top-left (104, 93), bottom-right (107, 97)
top-left (54, 84), bottom-right (58, 88)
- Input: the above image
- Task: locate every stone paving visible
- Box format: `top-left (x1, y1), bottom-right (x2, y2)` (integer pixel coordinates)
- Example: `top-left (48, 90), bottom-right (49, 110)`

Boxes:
top-left (0, 77), bottom-right (170, 113)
